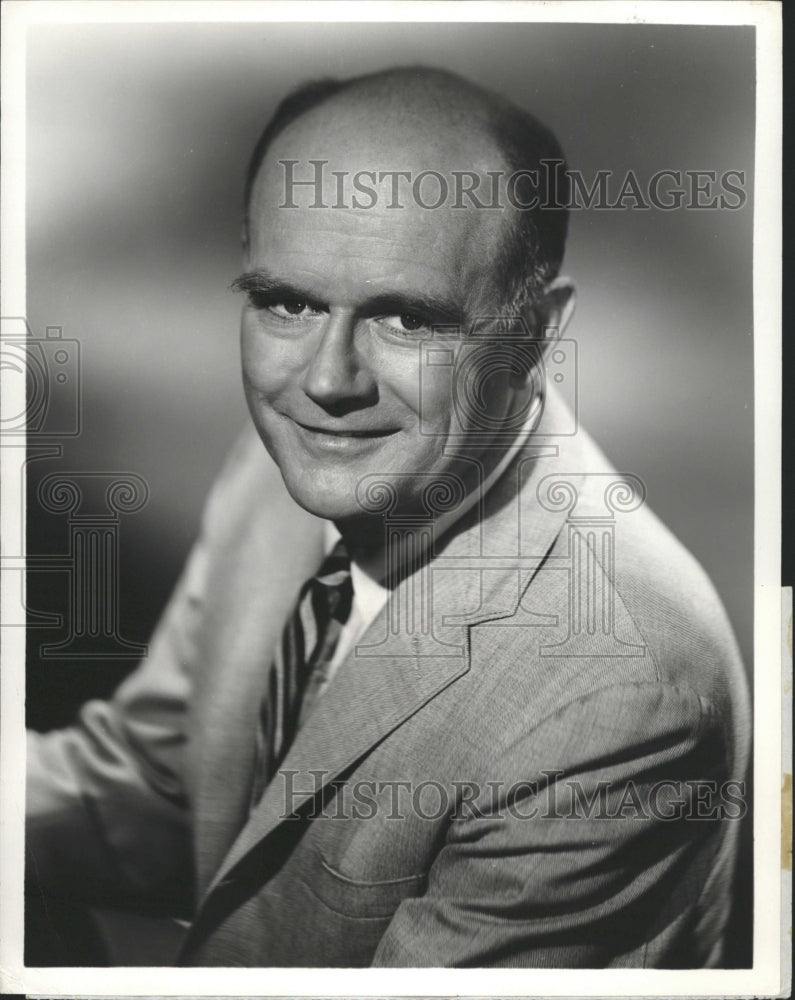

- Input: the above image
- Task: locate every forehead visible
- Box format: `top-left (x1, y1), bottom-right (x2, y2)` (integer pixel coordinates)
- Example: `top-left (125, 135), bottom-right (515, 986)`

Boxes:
top-left (247, 98), bottom-right (513, 310)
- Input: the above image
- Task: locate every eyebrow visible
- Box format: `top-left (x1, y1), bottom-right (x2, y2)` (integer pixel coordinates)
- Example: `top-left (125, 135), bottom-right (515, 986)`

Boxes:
top-left (231, 271), bottom-right (327, 311)
top-left (231, 269), bottom-right (466, 325)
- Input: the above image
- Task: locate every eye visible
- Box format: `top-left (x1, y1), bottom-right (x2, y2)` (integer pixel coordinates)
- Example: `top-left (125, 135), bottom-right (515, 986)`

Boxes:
top-left (267, 300), bottom-right (319, 319)
top-left (377, 313), bottom-right (430, 336)
top-left (396, 313), bottom-right (425, 331)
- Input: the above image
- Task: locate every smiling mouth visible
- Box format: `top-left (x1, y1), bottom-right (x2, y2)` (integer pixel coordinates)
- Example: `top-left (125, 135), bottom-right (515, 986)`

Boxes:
top-left (293, 420), bottom-right (399, 439)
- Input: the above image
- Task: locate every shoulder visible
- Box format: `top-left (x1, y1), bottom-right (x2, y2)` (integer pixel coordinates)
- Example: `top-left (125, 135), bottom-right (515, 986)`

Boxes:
top-left (467, 419), bottom-right (750, 775)
top-left (201, 424), bottom-right (283, 529)
top-left (199, 423), bottom-right (320, 547)
top-left (526, 419), bottom-right (746, 686)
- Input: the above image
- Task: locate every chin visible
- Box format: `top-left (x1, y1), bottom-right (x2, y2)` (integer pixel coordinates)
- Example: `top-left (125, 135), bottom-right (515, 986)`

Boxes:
top-left (279, 468), bottom-right (364, 522)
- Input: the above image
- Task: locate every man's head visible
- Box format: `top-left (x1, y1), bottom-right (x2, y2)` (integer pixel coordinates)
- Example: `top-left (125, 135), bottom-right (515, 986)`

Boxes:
top-left (235, 67), bottom-right (575, 528)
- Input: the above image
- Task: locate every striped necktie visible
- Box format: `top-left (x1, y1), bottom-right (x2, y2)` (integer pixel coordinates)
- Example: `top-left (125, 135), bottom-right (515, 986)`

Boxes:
top-left (250, 540), bottom-right (353, 808)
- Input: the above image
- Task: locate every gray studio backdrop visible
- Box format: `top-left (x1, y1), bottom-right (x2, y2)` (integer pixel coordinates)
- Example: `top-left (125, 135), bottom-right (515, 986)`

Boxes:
top-left (24, 22), bottom-right (754, 727)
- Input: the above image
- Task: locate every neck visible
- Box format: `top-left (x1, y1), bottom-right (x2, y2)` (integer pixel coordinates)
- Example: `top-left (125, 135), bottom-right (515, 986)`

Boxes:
top-left (333, 516), bottom-right (387, 579)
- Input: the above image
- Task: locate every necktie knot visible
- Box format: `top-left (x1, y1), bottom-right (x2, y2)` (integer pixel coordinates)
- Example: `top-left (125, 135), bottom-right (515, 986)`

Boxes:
top-left (310, 539), bottom-right (353, 628)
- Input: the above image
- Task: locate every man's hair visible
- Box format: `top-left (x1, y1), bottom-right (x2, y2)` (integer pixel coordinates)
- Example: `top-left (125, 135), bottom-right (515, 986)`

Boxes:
top-left (242, 67), bottom-right (570, 316)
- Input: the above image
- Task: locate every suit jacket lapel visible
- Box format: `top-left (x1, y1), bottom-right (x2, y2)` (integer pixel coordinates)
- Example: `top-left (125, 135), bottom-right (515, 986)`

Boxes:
top-left (200, 578), bottom-right (470, 903)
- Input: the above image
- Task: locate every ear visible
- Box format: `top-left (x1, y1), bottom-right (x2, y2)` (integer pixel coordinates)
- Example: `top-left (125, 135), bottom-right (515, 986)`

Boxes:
top-left (508, 276), bottom-right (576, 390)
top-left (533, 276), bottom-right (576, 343)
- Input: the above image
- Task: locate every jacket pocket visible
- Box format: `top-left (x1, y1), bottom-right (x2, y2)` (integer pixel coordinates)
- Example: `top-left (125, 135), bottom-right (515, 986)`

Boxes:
top-left (306, 852), bottom-right (427, 920)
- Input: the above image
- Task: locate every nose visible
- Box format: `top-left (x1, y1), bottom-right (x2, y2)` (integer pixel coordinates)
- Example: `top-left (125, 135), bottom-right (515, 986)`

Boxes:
top-left (300, 312), bottom-right (377, 412)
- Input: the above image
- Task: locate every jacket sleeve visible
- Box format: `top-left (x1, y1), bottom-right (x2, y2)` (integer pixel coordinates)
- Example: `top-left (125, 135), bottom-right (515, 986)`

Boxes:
top-left (25, 434), bottom-right (250, 911)
top-left (371, 681), bottom-right (736, 968)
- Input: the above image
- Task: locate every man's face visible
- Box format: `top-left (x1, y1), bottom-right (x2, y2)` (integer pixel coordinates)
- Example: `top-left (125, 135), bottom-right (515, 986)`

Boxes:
top-left (240, 99), bottom-right (528, 524)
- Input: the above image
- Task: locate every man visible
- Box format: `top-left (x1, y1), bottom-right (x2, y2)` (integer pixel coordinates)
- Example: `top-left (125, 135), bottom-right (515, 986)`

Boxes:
top-left (26, 66), bottom-right (750, 967)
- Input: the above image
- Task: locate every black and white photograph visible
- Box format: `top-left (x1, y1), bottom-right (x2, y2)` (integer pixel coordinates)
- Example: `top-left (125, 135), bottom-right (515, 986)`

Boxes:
top-left (0, 1), bottom-right (785, 995)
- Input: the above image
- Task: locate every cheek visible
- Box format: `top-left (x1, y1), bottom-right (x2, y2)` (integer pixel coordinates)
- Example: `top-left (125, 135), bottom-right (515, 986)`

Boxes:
top-left (372, 350), bottom-right (454, 434)
top-left (240, 315), bottom-right (300, 399)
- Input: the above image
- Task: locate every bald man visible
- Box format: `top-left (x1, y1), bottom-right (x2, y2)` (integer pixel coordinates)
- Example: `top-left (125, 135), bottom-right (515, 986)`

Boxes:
top-left (26, 67), bottom-right (750, 968)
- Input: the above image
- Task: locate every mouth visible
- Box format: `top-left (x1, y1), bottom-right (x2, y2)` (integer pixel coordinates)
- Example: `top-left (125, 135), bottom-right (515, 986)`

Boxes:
top-left (282, 415), bottom-right (402, 454)
top-left (291, 419), bottom-right (399, 439)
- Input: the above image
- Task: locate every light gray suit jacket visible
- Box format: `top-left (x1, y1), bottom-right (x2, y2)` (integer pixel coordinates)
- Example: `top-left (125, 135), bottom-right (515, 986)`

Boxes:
top-left (27, 391), bottom-right (750, 967)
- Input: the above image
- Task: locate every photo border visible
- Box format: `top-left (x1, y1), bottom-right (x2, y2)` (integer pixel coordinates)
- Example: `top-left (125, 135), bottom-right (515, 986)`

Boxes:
top-left (0, 1), bottom-right (784, 996)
